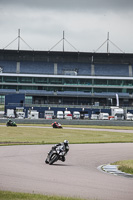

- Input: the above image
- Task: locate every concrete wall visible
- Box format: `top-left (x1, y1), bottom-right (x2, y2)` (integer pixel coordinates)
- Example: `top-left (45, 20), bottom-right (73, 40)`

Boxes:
top-left (1, 118), bottom-right (133, 126)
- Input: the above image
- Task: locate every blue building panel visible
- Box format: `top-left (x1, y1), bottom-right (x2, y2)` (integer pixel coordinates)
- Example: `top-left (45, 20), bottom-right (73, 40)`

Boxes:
top-left (0, 61), bottom-right (16, 73)
top-left (95, 64), bottom-right (129, 76)
top-left (20, 61), bottom-right (54, 74)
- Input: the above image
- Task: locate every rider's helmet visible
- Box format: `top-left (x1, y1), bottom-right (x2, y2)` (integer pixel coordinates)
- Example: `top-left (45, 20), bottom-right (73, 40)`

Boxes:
top-left (64, 140), bottom-right (69, 146)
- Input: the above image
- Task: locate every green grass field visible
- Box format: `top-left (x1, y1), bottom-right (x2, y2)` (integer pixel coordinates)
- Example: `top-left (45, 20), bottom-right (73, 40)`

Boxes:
top-left (0, 125), bottom-right (133, 145)
top-left (0, 191), bottom-right (87, 200)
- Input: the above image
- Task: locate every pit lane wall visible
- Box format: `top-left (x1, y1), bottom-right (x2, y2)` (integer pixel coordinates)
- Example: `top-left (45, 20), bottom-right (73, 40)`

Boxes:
top-left (1, 118), bottom-right (133, 126)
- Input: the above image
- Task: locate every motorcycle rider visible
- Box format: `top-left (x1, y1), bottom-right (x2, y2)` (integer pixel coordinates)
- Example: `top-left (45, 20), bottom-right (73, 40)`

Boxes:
top-left (52, 121), bottom-right (58, 128)
top-left (45, 140), bottom-right (69, 163)
top-left (6, 118), bottom-right (17, 127)
top-left (52, 121), bottom-right (62, 128)
top-left (8, 119), bottom-right (13, 125)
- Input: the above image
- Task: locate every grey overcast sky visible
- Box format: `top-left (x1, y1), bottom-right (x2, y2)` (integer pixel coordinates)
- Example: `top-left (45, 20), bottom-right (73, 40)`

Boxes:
top-left (0, 0), bottom-right (133, 53)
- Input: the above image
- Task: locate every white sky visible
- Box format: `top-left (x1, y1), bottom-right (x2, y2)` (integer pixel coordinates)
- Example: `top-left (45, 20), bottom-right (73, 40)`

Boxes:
top-left (0, 0), bottom-right (133, 53)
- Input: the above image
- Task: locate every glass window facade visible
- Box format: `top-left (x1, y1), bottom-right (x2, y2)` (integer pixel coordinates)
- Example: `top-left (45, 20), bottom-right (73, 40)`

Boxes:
top-left (127, 89), bottom-right (133, 94)
top-left (78, 87), bottom-right (91, 92)
top-left (0, 95), bottom-right (4, 104)
top-left (0, 75), bottom-right (133, 99)
top-left (64, 78), bottom-right (78, 85)
top-left (94, 88), bottom-right (107, 93)
top-left (123, 80), bottom-right (133, 86)
top-left (3, 76), bottom-right (17, 82)
top-left (94, 79), bottom-right (107, 85)
top-left (108, 79), bottom-right (123, 85)
top-left (49, 78), bottom-right (62, 84)
top-left (63, 87), bottom-right (77, 91)
top-left (34, 77), bottom-right (47, 84)
top-left (19, 77), bottom-right (32, 83)
top-left (18, 86), bottom-right (33, 90)
top-left (3, 85), bottom-right (17, 89)
top-left (79, 79), bottom-right (92, 85)
top-left (25, 96), bottom-right (32, 104)
top-left (108, 88), bottom-right (122, 93)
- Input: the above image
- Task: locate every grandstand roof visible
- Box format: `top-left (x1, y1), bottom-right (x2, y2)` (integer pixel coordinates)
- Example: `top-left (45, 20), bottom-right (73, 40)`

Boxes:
top-left (0, 49), bottom-right (133, 64)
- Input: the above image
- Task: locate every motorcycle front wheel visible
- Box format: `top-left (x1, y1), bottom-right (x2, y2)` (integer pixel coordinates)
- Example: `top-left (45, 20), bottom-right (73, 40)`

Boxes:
top-left (49, 154), bottom-right (58, 165)
top-left (45, 158), bottom-right (49, 164)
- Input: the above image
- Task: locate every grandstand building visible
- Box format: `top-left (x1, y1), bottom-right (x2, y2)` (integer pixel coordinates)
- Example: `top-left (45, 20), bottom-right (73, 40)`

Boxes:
top-left (0, 49), bottom-right (133, 108)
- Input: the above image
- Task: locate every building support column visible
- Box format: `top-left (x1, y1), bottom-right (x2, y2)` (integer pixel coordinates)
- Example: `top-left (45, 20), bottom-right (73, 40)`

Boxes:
top-left (16, 62), bottom-right (20, 74)
top-left (129, 64), bottom-right (132, 77)
top-left (91, 63), bottom-right (95, 76)
top-left (54, 63), bottom-right (57, 75)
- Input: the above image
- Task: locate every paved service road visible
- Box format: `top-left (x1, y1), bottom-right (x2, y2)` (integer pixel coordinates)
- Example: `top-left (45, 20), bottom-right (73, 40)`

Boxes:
top-left (1, 124), bottom-right (133, 133)
top-left (0, 143), bottom-right (133, 200)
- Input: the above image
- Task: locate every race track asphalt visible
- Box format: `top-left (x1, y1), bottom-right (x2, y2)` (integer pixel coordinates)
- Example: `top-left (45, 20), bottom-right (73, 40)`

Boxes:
top-left (0, 143), bottom-right (133, 200)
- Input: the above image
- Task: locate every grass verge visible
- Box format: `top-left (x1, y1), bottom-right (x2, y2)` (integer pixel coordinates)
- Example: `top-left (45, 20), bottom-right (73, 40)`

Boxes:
top-left (0, 191), bottom-right (87, 200)
top-left (112, 160), bottom-right (133, 174)
top-left (0, 125), bottom-right (133, 145)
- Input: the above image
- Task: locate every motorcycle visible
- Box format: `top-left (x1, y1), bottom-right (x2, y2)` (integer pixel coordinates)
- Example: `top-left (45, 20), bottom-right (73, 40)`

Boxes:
top-left (45, 145), bottom-right (66, 165)
top-left (6, 120), bottom-right (17, 127)
top-left (52, 122), bottom-right (63, 128)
